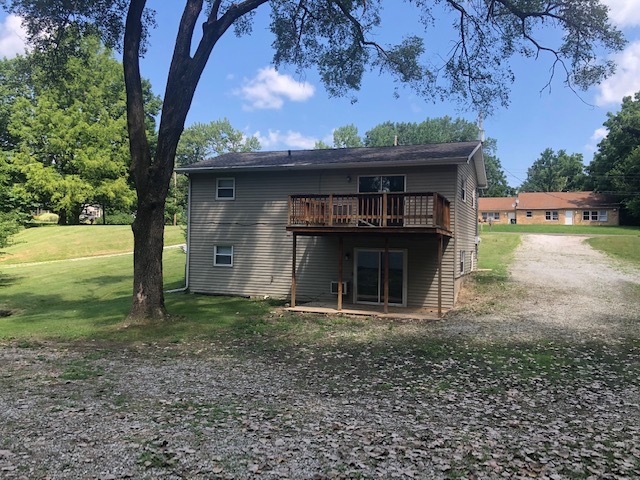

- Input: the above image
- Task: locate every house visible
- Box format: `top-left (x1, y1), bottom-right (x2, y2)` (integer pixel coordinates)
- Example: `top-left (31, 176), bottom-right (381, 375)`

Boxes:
top-left (478, 191), bottom-right (619, 226)
top-left (177, 141), bottom-right (487, 316)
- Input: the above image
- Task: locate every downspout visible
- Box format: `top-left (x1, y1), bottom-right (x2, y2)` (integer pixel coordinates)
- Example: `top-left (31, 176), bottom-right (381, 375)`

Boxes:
top-left (185, 174), bottom-right (192, 290)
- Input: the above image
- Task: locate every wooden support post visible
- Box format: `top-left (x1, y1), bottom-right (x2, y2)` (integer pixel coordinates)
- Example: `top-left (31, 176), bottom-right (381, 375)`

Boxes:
top-left (291, 233), bottom-right (297, 307)
top-left (328, 194), bottom-right (333, 226)
top-left (384, 237), bottom-right (389, 314)
top-left (438, 234), bottom-right (443, 317)
top-left (382, 192), bottom-right (388, 226)
top-left (338, 236), bottom-right (343, 311)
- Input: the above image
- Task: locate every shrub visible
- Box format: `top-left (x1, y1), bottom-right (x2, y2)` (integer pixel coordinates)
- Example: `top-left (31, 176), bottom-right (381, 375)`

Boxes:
top-left (103, 212), bottom-right (135, 225)
top-left (33, 212), bottom-right (59, 224)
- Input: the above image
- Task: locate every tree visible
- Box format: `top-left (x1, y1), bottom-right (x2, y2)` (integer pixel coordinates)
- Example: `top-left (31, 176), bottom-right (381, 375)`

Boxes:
top-left (361, 118), bottom-right (513, 197)
top-left (520, 148), bottom-right (587, 192)
top-left (587, 92), bottom-right (640, 223)
top-left (2, 0), bottom-right (624, 322)
top-left (364, 117), bottom-right (478, 147)
top-left (332, 124), bottom-right (363, 149)
top-left (3, 36), bottom-right (161, 224)
top-left (175, 119), bottom-right (260, 167)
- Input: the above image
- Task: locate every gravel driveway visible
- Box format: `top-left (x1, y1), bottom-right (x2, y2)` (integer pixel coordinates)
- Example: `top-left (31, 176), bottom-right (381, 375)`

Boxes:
top-left (1, 234), bottom-right (639, 479)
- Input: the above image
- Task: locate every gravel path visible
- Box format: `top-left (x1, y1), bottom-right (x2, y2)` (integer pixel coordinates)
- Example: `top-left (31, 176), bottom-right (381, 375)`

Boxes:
top-left (1, 234), bottom-right (639, 479)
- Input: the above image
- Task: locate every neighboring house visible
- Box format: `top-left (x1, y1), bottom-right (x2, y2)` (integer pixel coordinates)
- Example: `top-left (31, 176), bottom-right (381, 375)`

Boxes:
top-left (177, 142), bottom-right (487, 316)
top-left (479, 191), bottom-right (619, 226)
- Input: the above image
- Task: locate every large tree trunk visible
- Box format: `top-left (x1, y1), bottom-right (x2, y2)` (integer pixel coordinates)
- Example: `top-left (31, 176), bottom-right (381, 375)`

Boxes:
top-left (122, 0), bottom-right (267, 323)
top-left (128, 194), bottom-right (167, 321)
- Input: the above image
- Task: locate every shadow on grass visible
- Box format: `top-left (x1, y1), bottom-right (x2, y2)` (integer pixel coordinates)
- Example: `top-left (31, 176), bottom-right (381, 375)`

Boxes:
top-left (0, 272), bottom-right (23, 287)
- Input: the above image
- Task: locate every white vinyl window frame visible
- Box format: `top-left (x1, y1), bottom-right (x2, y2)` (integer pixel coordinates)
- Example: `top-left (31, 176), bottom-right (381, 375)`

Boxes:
top-left (461, 178), bottom-right (467, 203)
top-left (460, 250), bottom-right (466, 275)
top-left (213, 245), bottom-right (234, 267)
top-left (215, 177), bottom-right (235, 200)
top-left (545, 210), bottom-right (559, 221)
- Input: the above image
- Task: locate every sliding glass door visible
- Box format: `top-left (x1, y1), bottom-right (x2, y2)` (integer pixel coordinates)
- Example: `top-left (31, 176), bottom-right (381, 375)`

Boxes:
top-left (355, 249), bottom-right (406, 306)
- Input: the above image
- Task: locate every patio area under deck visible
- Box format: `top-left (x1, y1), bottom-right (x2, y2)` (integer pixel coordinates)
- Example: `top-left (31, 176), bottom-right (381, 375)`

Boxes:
top-left (289, 229), bottom-right (451, 318)
top-left (286, 301), bottom-right (447, 321)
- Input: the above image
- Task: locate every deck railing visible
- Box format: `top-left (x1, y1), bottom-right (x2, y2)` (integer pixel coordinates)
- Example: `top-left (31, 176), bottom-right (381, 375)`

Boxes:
top-left (288, 192), bottom-right (450, 231)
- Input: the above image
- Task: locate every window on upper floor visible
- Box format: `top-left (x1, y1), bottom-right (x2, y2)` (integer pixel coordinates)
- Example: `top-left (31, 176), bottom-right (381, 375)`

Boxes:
top-left (358, 175), bottom-right (405, 193)
top-left (461, 178), bottom-right (467, 203)
top-left (216, 178), bottom-right (235, 200)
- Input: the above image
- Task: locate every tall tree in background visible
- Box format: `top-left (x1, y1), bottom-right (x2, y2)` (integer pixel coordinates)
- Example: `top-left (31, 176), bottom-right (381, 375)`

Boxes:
top-left (588, 92), bottom-right (640, 223)
top-left (329, 117), bottom-right (513, 197)
top-left (520, 148), bottom-right (587, 192)
top-left (315, 124), bottom-right (363, 149)
top-left (175, 119), bottom-right (260, 167)
top-left (3, 36), bottom-right (161, 224)
top-left (2, 0), bottom-right (624, 321)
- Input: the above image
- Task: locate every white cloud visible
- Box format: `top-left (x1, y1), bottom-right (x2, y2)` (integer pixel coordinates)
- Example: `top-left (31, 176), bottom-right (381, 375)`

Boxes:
top-left (585, 127), bottom-right (609, 152)
top-left (254, 129), bottom-right (318, 150)
top-left (591, 127), bottom-right (608, 143)
top-left (236, 67), bottom-right (315, 110)
top-left (0, 15), bottom-right (27, 59)
top-left (602, 0), bottom-right (640, 28)
top-left (595, 40), bottom-right (640, 106)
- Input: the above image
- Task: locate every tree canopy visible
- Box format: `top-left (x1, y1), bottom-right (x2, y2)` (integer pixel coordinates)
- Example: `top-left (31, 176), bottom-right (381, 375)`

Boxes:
top-left (1, 0), bottom-right (626, 320)
top-left (1, 36), bottom-right (161, 224)
top-left (588, 92), bottom-right (640, 223)
top-left (520, 148), bottom-right (587, 193)
top-left (317, 117), bottom-right (514, 197)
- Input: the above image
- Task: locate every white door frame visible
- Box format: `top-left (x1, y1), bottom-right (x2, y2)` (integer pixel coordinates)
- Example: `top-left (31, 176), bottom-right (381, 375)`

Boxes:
top-left (565, 210), bottom-right (574, 225)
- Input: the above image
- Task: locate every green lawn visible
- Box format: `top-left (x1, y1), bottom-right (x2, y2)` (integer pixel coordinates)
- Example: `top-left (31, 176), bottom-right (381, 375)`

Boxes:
top-left (477, 232), bottom-right (521, 282)
top-left (0, 225), bottom-right (185, 264)
top-left (479, 223), bottom-right (640, 235)
top-left (0, 248), bottom-right (274, 341)
top-left (586, 235), bottom-right (640, 267)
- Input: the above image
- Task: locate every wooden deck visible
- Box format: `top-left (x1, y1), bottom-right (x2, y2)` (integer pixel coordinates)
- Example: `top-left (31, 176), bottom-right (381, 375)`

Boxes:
top-left (287, 192), bottom-right (451, 235)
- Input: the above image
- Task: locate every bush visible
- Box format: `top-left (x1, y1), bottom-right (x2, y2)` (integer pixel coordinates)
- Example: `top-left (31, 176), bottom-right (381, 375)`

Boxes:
top-left (33, 212), bottom-right (59, 224)
top-left (103, 212), bottom-right (135, 225)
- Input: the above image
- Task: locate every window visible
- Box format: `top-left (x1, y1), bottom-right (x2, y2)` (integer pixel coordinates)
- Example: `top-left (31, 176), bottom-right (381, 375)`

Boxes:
top-left (471, 191), bottom-right (475, 208)
top-left (358, 175), bottom-right (405, 193)
top-left (482, 212), bottom-right (500, 221)
top-left (461, 179), bottom-right (467, 202)
top-left (583, 210), bottom-right (608, 222)
top-left (526, 211), bottom-right (532, 218)
top-left (216, 178), bottom-right (235, 200)
top-left (545, 211), bottom-right (558, 221)
top-left (214, 245), bottom-right (233, 267)
top-left (460, 251), bottom-right (466, 274)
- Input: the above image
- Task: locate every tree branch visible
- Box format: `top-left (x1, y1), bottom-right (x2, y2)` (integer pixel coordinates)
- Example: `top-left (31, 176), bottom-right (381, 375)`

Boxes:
top-left (123, 0), bottom-right (152, 194)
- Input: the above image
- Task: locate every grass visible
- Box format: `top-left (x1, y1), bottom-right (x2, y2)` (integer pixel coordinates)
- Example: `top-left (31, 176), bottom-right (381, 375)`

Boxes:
top-left (478, 223), bottom-right (640, 235)
top-left (0, 225), bottom-right (185, 265)
top-left (585, 235), bottom-right (640, 267)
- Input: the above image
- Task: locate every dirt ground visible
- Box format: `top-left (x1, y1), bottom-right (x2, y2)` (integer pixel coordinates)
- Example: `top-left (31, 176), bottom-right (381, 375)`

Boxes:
top-left (1, 234), bottom-right (639, 479)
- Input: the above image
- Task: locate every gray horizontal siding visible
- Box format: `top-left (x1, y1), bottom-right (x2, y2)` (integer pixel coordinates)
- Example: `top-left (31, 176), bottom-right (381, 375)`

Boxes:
top-left (187, 165), bottom-right (459, 309)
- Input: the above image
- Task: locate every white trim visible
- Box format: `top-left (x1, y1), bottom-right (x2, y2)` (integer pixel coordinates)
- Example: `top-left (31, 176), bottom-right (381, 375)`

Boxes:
top-left (214, 245), bottom-right (234, 267)
top-left (353, 248), bottom-right (407, 307)
top-left (215, 177), bottom-right (235, 200)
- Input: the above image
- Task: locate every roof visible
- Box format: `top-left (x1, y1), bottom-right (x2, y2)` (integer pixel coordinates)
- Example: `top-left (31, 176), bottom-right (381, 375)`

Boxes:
top-left (177, 141), bottom-right (488, 188)
top-left (477, 196), bottom-right (516, 211)
top-left (479, 192), bottom-right (618, 211)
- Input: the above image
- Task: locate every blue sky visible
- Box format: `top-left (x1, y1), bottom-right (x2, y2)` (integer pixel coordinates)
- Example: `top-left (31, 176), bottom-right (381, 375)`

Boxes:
top-left (1, 1), bottom-right (640, 188)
